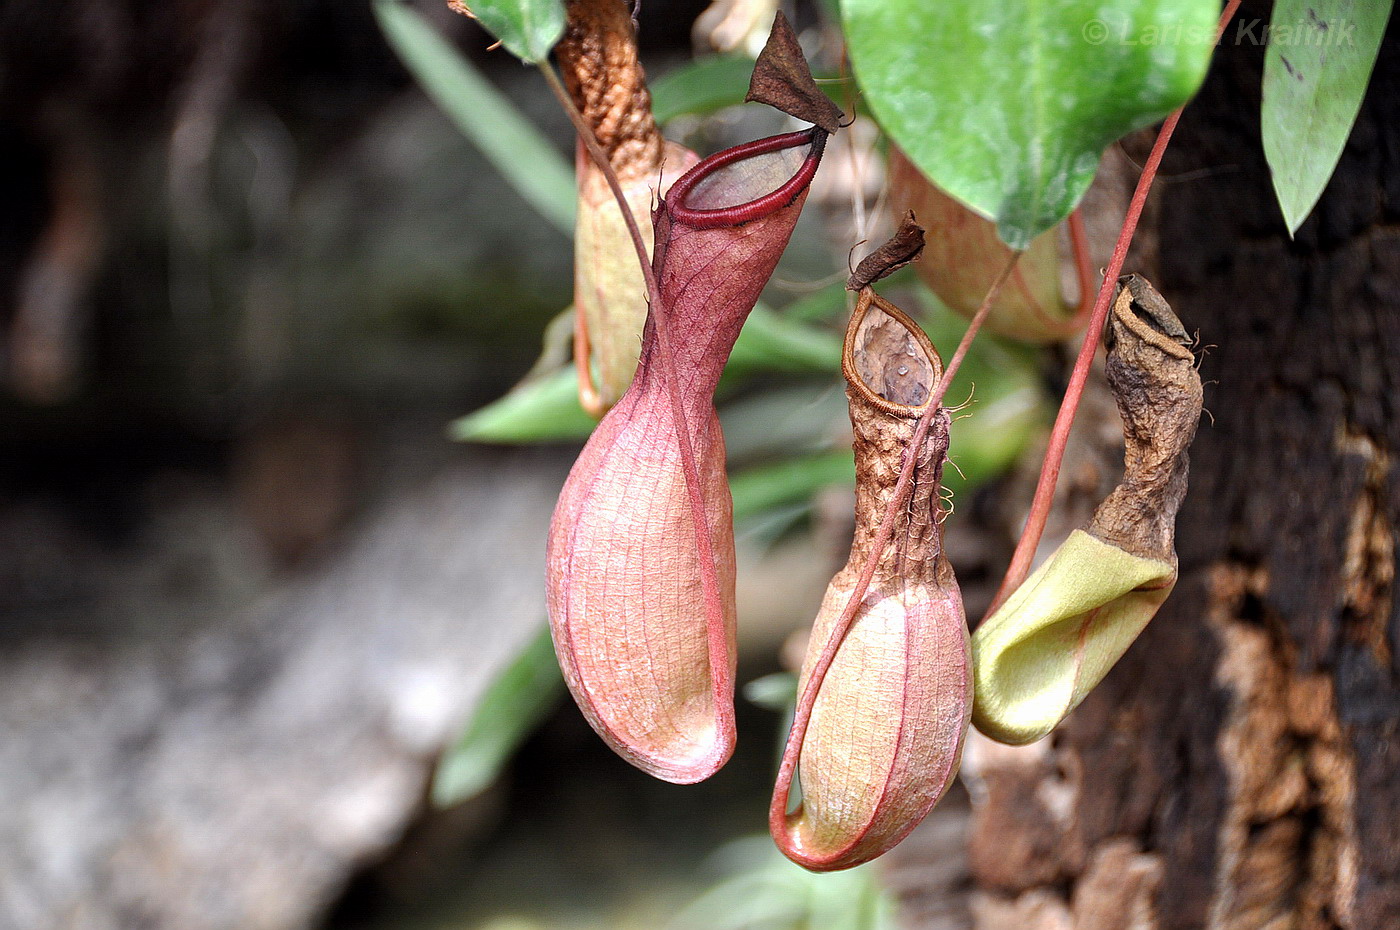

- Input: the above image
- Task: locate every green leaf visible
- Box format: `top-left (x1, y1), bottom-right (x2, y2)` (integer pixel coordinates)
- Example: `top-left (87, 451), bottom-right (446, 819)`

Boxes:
top-left (651, 55), bottom-right (760, 124)
top-left (722, 300), bottom-right (1048, 522)
top-left (730, 451), bottom-right (855, 521)
top-left (459, 0), bottom-right (564, 64)
top-left (842, 0), bottom-right (1218, 248)
top-left (721, 383), bottom-right (849, 464)
top-left (1262, 0), bottom-right (1393, 235)
top-left (742, 672), bottom-right (799, 711)
top-left (432, 626), bottom-right (564, 807)
top-left (918, 291), bottom-right (1048, 493)
top-left (455, 306), bottom-right (842, 445)
top-left (728, 305), bottom-right (844, 373)
top-left (374, 0), bottom-right (575, 232)
top-left (451, 365), bottom-right (597, 443)
top-left (781, 279), bottom-right (853, 323)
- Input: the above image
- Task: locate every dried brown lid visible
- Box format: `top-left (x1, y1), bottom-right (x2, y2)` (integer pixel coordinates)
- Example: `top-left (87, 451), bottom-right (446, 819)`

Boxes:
top-left (848, 212), bottom-right (926, 291)
top-left (745, 12), bottom-right (844, 133)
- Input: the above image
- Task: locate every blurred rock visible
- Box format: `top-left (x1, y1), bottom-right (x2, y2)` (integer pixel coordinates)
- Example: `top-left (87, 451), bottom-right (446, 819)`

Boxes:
top-left (0, 423), bottom-right (567, 930)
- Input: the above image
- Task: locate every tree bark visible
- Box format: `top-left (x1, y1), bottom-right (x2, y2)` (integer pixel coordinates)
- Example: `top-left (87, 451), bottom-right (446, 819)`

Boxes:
top-left (968, 8), bottom-right (1400, 930)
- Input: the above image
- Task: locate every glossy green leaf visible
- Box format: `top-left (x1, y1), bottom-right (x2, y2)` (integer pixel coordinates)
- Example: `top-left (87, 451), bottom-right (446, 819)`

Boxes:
top-left (651, 55), bottom-right (760, 124)
top-left (1262, 0), bottom-right (1392, 235)
top-left (842, 0), bottom-right (1218, 248)
top-left (374, 0), bottom-right (575, 232)
top-left (459, 0), bottom-right (564, 63)
top-left (451, 365), bottom-right (596, 443)
top-left (432, 626), bottom-right (564, 806)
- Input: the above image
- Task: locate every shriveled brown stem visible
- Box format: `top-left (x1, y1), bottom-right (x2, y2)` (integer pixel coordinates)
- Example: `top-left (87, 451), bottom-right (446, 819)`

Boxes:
top-left (1089, 274), bottom-right (1201, 560)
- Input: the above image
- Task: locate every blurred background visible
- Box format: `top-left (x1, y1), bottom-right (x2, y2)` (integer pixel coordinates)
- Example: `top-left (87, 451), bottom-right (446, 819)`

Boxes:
top-left (13, 1), bottom-right (1392, 929)
top-left (0, 1), bottom-right (1045, 927)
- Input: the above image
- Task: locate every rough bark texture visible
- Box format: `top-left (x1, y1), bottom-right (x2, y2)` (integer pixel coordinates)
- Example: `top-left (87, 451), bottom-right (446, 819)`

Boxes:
top-left (968, 8), bottom-right (1400, 930)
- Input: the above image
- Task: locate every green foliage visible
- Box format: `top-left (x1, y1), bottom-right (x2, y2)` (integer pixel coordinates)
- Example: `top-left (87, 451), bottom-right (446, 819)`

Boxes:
top-left (727, 306), bottom-right (844, 374)
top-left (731, 452), bottom-right (856, 521)
top-left (374, 0), bottom-right (575, 232)
top-left (743, 672), bottom-right (799, 712)
top-left (725, 304), bottom-right (1046, 525)
top-left (1262, 0), bottom-right (1393, 235)
top-left (918, 291), bottom-right (1047, 493)
top-left (456, 0), bottom-right (565, 63)
top-left (450, 365), bottom-right (596, 443)
top-left (667, 836), bottom-right (897, 930)
top-left (432, 626), bottom-right (564, 807)
top-left (386, 0), bottom-right (1048, 534)
top-left (651, 56), bottom-right (761, 124)
top-left (453, 307), bottom-right (844, 444)
top-left (841, 0), bottom-right (1218, 248)
top-left (720, 384), bottom-right (849, 463)
top-left (780, 280), bottom-right (853, 323)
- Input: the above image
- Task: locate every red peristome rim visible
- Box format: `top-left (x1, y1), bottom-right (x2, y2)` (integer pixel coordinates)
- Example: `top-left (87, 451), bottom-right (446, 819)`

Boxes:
top-left (666, 128), bottom-right (827, 229)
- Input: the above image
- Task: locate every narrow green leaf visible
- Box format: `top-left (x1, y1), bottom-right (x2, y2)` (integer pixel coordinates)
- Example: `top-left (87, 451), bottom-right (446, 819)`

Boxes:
top-left (781, 280), bottom-right (853, 323)
top-left (728, 305), bottom-right (844, 373)
top-left (1262, 0), bottom-right (1393, 234)
top-left (451, 365), bottom-right (596, 443)
top-left (730, 451), bottom-right (855, 521)
top-left (723, 384), bottom-right (1042, 511)
top-left (721, 383), bottom-right (849, 464)
top-left (374, 0), bottom-right (575, 232)
top-left (723, 301), bottom-right (1048, 521)
top-left (458, 0), bottom-right (565, 64)
top-left (743, 672), bottom-right (799, 711)
top-left (455, 306), bottom-right (842, 445)
top-left (651, 55), bottom-right (760, 124)
top-left (842, 0), bottom-right (1218, 248)
top-left (432, 626), bottom-right (564, 807)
